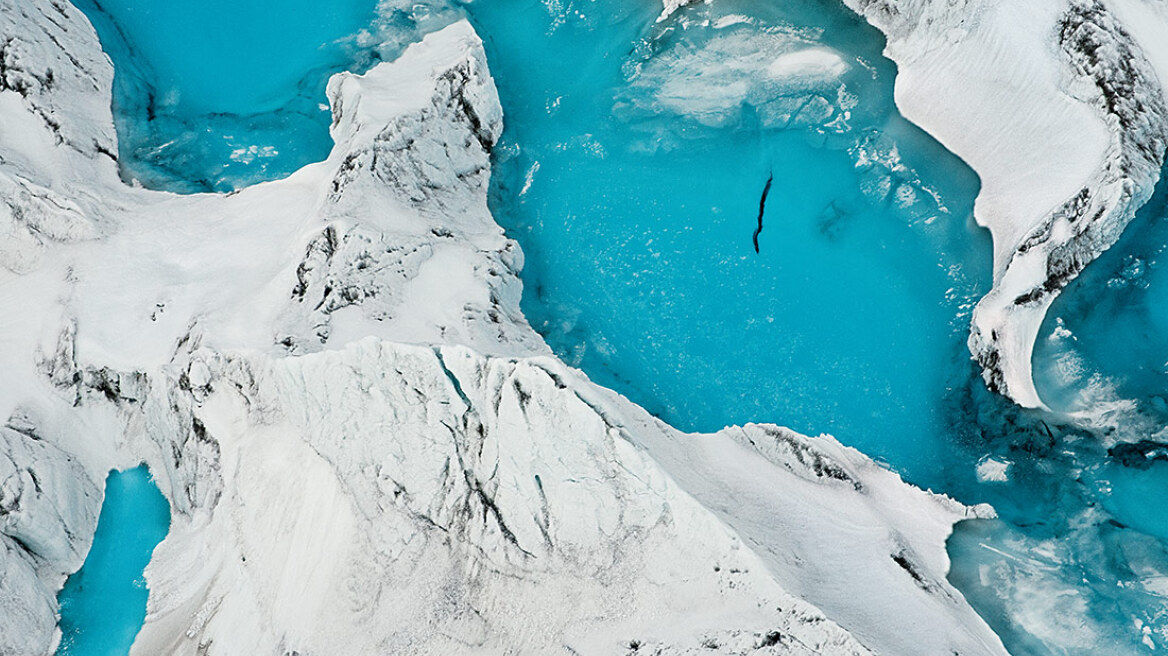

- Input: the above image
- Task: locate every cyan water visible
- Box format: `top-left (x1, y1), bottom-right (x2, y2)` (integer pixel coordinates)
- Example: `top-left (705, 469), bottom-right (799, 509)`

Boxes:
top-left (70, 0), bottom-right (1168, 653)
top-left (990, 160), bottom-right (1168, 654)
top-left (73, 0), bottom-right (463, 192)
top-left (56, 466), bottom-right (171, 656)
top-left (468, 0), bottom-right (989, 481)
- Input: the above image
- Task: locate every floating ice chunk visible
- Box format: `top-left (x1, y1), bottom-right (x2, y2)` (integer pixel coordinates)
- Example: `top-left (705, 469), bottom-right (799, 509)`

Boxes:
top-left (519, 161), bottom-right (540, 197)
top-left (228, 145), bottom-right (279, 164)
top-left (1049, 318), bottom-right (1075, 342)
top-left (712, 14), bottom-right (753, 29)
top-left (766, 48), bottom-right (848, 82)
top-left (976, 456), bottom-right (1012, 483)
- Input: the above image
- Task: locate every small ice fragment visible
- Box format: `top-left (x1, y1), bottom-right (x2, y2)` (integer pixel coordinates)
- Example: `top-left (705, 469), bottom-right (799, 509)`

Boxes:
top-left (976, 456), bottom-right (1011, 483)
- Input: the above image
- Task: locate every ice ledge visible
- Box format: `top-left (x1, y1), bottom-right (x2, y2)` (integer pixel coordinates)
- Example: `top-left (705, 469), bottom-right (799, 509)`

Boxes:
top-left (125, 338), bottom-right (997, 655)
top-left (327, 20), bottom-right (502, 156)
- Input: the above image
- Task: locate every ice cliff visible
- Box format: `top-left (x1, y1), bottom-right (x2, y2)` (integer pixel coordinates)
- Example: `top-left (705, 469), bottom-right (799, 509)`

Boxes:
top-left (828, 0), bottom-right (1168, 408)
top-left (0, 2), bottom-right (1007, 655)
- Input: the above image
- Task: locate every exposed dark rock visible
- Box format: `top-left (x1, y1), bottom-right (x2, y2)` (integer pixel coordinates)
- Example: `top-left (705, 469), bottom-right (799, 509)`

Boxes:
top-left (753, 173), bottom-right (773, 254)
top-left (1110, 440), bottom-right (1168, 468)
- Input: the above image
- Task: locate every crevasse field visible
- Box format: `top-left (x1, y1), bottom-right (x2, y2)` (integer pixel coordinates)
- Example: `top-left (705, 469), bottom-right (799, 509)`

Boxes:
top-left (45, 0), bottom-right (1168, 653)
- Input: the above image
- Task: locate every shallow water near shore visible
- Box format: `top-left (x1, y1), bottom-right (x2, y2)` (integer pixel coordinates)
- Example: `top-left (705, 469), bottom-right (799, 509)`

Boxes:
top-left (1033, 160), bottom-right (1168, 544)
top-left (66, 0), bottom-right (1168, 653)
top-left (55, 466), bottom-right (171, 656)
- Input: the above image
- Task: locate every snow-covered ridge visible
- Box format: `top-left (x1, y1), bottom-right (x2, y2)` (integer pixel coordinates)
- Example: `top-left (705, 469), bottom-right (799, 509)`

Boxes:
top-left (1, 3), bottom-right (1004, 655)
top-left (828, 0), bottom-right (1168, 408)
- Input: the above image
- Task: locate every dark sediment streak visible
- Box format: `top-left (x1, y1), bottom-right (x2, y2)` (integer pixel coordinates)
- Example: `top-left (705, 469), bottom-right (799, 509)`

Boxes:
top-left (753, 173), bottom-right (773, 253)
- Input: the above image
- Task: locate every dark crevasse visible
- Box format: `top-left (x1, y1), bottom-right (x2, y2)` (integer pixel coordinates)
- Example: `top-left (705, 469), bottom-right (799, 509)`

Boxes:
top-left (62, 0), bottom-right (1168, 653)
top-left (55, 466), bottom-right (171, 656)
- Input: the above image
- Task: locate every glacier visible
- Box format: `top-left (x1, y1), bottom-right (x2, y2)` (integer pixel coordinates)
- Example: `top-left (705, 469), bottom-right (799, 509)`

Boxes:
top-left (7, 0), bottom-right (1168, 652)
top-left (0, 3), bottom-right (1009, 655)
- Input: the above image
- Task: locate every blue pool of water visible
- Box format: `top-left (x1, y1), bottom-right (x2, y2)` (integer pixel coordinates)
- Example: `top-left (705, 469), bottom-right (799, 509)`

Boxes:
top-left (967, 158), bottom-right (1168, 654)
top-left (90, 0), bottom-right (374, 114)
top-left (56, 466), bottom-right (171, 656)
top-left (69, 0), bottom-right (1168, 652)
top-left (467, 0), bottom-right (990, 484)
top-left (75, 0), bottom-right (459, 191)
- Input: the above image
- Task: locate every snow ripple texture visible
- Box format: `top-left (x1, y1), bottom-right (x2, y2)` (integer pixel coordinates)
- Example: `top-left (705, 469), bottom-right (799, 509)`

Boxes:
top-left (0, 3), bottom-right (1003, 655)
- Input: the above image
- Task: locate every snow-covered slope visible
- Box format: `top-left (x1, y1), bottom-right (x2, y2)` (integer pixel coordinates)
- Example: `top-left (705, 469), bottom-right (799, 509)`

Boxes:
top-left (0, 3), bottom-right (1006, 655)
top-left (833, 0), bottom-right (1168, 408)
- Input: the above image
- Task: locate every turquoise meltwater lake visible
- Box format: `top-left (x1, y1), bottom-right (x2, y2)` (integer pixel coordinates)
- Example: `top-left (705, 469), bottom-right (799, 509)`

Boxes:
top-left (68, 0), bottom-right (1168, 653)
top-left (56, 466), bottom-right (171, 656)
top-left (465, 0), bottom-right (990, 485)
top-left (73, 0), bottom-right (458, 191)
top-left (73, 0), bottom-right (374, 191)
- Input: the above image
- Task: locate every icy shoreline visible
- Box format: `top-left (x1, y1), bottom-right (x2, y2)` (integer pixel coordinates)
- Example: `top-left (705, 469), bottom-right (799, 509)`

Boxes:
top-left (833, 0), bottom-right (1168, 409)
top-left (0, 3), bottom-right (1006, 655)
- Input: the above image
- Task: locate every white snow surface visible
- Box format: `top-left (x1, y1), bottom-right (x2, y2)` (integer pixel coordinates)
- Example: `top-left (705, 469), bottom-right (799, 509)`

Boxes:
top-left (0, 4), bottom-right (1007, 656)
top-left (803, 0), bottom-right (1168, 408)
